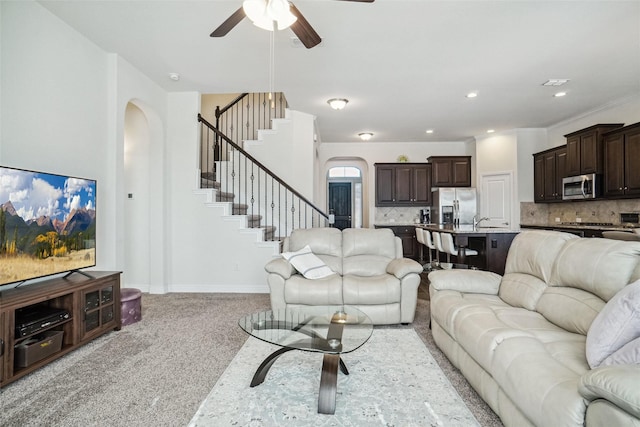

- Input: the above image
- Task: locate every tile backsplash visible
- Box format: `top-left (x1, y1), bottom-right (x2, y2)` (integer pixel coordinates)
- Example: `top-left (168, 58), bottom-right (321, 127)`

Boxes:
top-left (375, 206), bottom-right (430, 224)
top-left (520, 199), bottom-right (640, 226)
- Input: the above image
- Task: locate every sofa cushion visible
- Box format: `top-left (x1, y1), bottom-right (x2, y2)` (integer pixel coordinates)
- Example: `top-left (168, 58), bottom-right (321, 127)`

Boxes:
top-left (499, 231), bottom-right (577, 309)
top-left (536, 287), bottom-right (605, 335)
top-left (492, 335), bottom-right (589, 427)
top-left (281, 245), bottom-right (335, 279)
top-left (504, 230), bottom-right (578, 283)
top-left (286, 228), bottom-right (343, 275)
top-left (586, 279), bottom-right (640, 368)
top-left (579, 365), bottom-right (640, 419)
top-left (342, 274), bottom-right (401, 305)
top-left (342, 228), bottom-right (398, 276)
top-left (499, 272), bottom-right (547, 311)
top-left (283, 274), bottom-right (343, 305)
top-left (549, 238), bottom-right (640, 301)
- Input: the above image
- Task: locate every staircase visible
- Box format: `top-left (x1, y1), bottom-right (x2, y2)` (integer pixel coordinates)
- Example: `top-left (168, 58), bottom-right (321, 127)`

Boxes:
top-left (197, 99), bottom-right (331, 246)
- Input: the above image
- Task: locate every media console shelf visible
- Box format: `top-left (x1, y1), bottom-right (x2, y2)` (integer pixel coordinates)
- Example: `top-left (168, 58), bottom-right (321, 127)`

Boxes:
top-left (0, 271), bottom-right (121, 386)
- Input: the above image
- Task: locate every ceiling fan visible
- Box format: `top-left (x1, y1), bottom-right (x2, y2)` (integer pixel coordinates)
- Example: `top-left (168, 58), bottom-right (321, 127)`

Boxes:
top-left (210, 0), bottom-right (374, 49)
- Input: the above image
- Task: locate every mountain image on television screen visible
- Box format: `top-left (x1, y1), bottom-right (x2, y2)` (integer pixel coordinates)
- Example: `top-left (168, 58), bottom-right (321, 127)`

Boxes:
top-left (0, 167), bottom-right (96, 260)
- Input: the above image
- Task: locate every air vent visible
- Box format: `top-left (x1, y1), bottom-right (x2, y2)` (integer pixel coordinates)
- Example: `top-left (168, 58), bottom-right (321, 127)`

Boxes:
top-left (542, 79), bottom-right (570, 86)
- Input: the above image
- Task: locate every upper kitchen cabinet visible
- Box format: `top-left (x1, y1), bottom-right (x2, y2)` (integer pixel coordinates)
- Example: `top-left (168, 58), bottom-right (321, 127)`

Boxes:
top-left (565, 124), bottom-right (623, 176)
top-left (533, 146), bottom-right (567, 202)
top-left (427, 156), bottom-right (471, 187)
top-left (603, 122), bottom-right (640, 198)
top-left (374, 163), bottom-right (432, 207)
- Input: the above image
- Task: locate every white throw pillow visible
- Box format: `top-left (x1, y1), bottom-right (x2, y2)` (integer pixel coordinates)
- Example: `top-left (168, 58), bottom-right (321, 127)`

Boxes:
top-left (601, 336), bottom-right (640, 366)
top-left (281, 245), bottom-right (334, 280)
top-left (586, 279), bottom-right (640, 368)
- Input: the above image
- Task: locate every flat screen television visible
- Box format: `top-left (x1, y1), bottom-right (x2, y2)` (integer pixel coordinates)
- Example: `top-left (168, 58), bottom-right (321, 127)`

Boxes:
top-left (0, 166), bottom-right (96, 286)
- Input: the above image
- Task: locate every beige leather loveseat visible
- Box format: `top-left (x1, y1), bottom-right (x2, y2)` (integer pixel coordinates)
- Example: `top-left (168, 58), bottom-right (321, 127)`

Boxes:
top-left (265, 227), bottom-right (423, 325)
top-left (429, 230), bottom-right (640, 427)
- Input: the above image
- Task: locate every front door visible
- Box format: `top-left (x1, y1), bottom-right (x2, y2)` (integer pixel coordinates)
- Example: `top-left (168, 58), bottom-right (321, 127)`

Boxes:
top-left (329, 182), bottom-right (352, 230)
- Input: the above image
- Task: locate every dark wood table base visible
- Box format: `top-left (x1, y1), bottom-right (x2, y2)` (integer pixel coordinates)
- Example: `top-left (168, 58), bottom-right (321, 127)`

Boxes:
top-left (249, 314), bottom-right (349, 414)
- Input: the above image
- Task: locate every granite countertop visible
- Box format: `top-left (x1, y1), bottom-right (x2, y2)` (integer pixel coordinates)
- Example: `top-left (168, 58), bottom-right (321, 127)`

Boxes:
top-left (520, 223), bottom-right (639, 232)
top-left (417, 224), bottom-right (520, 234)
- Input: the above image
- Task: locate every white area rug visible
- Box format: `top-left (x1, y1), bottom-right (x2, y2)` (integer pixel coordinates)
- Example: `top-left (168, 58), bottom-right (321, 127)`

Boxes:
top-left (189, 328), bottom-right (479, 426)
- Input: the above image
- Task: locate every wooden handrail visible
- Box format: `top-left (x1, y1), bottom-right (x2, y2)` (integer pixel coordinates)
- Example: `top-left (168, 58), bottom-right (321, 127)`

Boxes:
top-left (198, 114), bottom-right (329, 220)
top-left (215, 93), bottom-right (249, 118)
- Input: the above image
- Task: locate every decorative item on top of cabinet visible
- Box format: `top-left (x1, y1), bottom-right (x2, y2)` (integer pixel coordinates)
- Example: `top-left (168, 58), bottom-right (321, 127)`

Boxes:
top-left (374, 163), bottom-right (432, 207)
top-left (533, 146), bottom-right (567, 202)
top-left (565, 124), bottom-right (623, 176)
top-left (603, 122), bottom-right (640, 198)
top-left (427, 156), bottom-right (471, 187)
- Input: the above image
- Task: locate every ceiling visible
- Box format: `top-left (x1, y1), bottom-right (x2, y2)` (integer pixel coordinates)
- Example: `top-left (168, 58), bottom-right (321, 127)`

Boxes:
top-left (39, 0), bottom-right (640, 143)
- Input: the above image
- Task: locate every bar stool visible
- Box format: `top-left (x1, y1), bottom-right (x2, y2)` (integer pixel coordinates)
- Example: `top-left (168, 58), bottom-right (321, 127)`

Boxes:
top-left (415, 227), bottom-right (426, 263)
top-left (441, 232), bottom-right (478, 263)
top-left (423, 229), bottom-right (436, 269)
top-left (431, 232), bottom-right (443, 268)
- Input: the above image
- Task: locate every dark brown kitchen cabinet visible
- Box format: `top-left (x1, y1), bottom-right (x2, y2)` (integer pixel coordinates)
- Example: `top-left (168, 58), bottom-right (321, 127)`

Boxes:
top-left (427, 156), bottom-right (471, 187)
top-left (374, 225), bottom-right (418, 260)
top-left (603, 122), bottom-right (640, 198)
top-left (565, 124), bottom-right (623, 176)
top-left (375, 163), bottom-right (432, 207)
top-left (533, 146), bottom-right (566, 202)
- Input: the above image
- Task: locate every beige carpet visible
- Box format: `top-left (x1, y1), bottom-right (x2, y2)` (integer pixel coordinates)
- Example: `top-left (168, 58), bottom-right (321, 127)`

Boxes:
top-left (0, 290), bottom-right (503, 427)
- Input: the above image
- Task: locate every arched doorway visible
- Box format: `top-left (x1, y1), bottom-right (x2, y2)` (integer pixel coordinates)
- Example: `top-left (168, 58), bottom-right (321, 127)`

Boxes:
top-left (327, 166), bottom-right (362, 230)
top-left (122, 100), bottom-right (166, 293)
top-left (123, 103), bottom-right (150, 289)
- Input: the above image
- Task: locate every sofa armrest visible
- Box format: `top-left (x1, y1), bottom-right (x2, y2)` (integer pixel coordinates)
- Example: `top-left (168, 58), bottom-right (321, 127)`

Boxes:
top-left (386, 258), bottom-right (423, 279)
top-left (265, 258), bottom-right (296, 279)
top-left (428, 269), bottom-right (502, 295)
top-left (579, 365), bottom-right (640, 419)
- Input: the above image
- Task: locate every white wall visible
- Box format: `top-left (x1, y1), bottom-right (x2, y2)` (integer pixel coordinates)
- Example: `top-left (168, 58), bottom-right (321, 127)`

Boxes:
top-left (166, 92), bottom-right (278, 292)
top-left (546, 94), bottom-right (640, 149)
top-left (1, 2), bottom-right (169, 292)
top-left (245, 109), bottom-right (316, 200)
top-left (1, 1), bottom-right (113, 269)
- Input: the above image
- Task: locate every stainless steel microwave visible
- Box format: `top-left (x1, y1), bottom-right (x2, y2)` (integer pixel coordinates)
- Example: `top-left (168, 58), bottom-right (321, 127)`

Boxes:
top-left (562, 174), bottom-right (600, 200)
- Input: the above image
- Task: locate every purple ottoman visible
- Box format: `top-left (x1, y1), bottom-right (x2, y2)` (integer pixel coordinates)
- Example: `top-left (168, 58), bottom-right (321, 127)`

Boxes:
top-left (121, 288), bottom-right (142, 326)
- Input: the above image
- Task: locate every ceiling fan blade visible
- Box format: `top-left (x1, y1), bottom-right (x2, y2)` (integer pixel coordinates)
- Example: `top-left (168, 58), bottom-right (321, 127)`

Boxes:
top-left (289, 4), bottom-right (322, 49)
top-left (210, 7), bottom-right (246, 37)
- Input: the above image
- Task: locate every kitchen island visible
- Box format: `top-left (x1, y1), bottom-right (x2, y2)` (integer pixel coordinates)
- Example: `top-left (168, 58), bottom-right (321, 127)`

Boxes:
top-left (418, 224), bottom-right (519, 275)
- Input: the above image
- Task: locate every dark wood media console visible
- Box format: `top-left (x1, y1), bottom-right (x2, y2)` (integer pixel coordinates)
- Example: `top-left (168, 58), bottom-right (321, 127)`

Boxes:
top-left (0, 271), bottom-right (121, 386)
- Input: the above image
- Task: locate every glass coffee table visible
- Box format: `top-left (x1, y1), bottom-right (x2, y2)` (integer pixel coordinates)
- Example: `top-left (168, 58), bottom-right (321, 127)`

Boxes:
top-left (238, 306), bottom-right (373, 414)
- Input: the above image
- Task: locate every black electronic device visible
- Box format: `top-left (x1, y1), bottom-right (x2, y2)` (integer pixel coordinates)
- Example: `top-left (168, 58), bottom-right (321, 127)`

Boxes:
top-left (15, 305), bottom-right (70, 338)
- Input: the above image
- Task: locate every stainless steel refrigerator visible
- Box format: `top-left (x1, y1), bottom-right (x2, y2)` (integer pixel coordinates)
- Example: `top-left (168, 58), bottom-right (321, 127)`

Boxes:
top-left (432, 188), bottom-right (477, 225)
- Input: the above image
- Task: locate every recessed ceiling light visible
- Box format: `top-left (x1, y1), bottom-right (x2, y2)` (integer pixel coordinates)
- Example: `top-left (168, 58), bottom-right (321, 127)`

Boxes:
top-left (554, 91), bottom-right (567, 97)
top-left (358, 132), bottom-right (373, 141)
top-left (466, 92), bottom-right (478, 98)
top-left (168, 73), bottom-right (180, 81)
top-left (487, 129), bottom-right (495, 133)
top-left (542, 79), bottom-right (569, 86)
top-left (426, 129), bottom-right (434, 134)
top-left (327, 98), bottom-right (349, 110)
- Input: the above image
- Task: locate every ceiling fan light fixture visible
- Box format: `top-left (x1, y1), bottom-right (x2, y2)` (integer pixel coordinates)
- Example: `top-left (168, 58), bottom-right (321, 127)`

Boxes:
top-left (327, 98), bottom-right (349, 110)
top-left (243, 0), bottom-right (297, 31)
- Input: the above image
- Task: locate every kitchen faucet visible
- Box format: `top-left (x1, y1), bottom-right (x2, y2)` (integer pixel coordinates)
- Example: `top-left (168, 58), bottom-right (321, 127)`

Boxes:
top-left (473, 215), bottom-right (490, 229)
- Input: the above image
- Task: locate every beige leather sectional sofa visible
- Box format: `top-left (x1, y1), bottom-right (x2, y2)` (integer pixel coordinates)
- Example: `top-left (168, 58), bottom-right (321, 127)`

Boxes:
top-left (265, 227), bottom-right (423, 325)
top-left (429, 230), bottom-right (640, 427)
